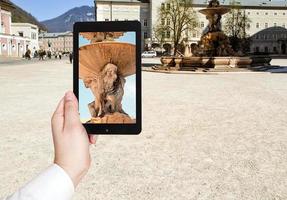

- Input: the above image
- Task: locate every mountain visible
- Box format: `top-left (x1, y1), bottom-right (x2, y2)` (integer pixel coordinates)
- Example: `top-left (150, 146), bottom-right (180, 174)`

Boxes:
top-left (7, 0), bottom-right (47, 31)
top-left (41, 6), bottom-right (95, 33)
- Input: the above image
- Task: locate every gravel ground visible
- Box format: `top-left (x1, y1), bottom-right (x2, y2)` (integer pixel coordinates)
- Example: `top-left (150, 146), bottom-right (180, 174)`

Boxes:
top-left (0, 59), bottom-right (287, 200)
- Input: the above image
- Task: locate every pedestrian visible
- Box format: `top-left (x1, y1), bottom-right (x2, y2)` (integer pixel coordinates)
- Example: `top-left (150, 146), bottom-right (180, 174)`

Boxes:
top-left (69, 52), bottom-right (73, 64)
top-left (48, 51), bottom-right (52, 59)
top-left (59, 51), bottom-right (62, 60)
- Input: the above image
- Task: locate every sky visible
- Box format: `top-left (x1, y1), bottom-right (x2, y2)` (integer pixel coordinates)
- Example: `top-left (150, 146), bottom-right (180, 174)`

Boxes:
top-left (11, 0), bottom-right (94, 21)
top-left (79, 32), bottom-right (136, 122)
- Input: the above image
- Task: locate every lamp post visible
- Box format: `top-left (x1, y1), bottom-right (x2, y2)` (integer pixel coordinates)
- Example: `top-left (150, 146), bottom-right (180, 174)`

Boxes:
top-left (94, 0), bottom-right (97, 21)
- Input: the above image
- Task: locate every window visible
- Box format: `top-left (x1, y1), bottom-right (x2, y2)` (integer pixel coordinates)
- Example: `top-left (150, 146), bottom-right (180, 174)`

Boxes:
top-left (247, 23), bottom-right (251, 29)
top-left (18, 31), bottom-right (23, 37)
top-left (115, 19), bottom-right (119, 21)
top-left (265, 23), bottom-right (268, 28)
top-left (161, 18), bottom-right (165, 25)
top-left (31, 32), bottom-right (37, 40)
top-left (283, 24), bottom-right (286, 28)
top-left (167, 19), bottom-right (170, 25)
top-left (264, 46), bottom-right (268, 53)
top-left (256, 12), bottom-right (259, 15)
top-left (144, 19), bottom-right (148, 26)
top-left (144, 32), bottom-right (148, 39)
top-left (283, 13), bottom-right (286, 16)
top-left (265, 12), bottom-right (268, 15)
top-left (274, 12), bottom-right (277, 15)
top-left (274, 23), bottom-right (277, 27)
top-left (166, 31), bottom-right (170, 38)
top-left (256, 23), bottom-right (259, 28)
top-left (166, 3), bottom-right (170, 10)
top-left (256, 47), bottom-right (259, 52)
top-left (105, 19), bottom-right (109, 21)
top-left (161, 3), bottom-right (165, 9)
top-left (273, 46), bottom-right (277, 52)
top-left (247, 12), bottom-right (250, 15)
top-left (124, 19), bottom-right (128, 21)
top-left (201, 22), bottom-right (204, 28)
top-left (192, 32), bottom-right (196, 38)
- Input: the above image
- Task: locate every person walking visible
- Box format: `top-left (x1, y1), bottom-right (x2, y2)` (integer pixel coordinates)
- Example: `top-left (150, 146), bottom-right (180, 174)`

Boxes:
top-left (69, 52), bottom-right (73, 64)
top-left (59, 51), bottom-right (62, 60)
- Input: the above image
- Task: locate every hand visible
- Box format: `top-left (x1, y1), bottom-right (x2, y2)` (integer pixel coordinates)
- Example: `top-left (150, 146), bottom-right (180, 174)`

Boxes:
top-left (51, 91), bottom-right (97, 188)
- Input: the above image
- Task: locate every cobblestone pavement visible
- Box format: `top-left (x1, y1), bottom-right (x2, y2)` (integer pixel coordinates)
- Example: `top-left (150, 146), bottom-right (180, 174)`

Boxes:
top-left (0, 59), bottom-right (287, 200)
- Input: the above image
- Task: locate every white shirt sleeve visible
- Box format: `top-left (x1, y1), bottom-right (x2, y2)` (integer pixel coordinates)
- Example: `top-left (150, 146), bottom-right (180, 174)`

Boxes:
top-left (3, 164), bottom-right (74, 200)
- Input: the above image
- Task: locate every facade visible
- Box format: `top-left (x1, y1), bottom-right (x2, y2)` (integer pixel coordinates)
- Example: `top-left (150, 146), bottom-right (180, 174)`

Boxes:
top-left (11, 23), bottom-right (39, 55)
top-left (250, 27), bottom-right (287, 54)
top-left (150, 0), bottom-right (287, 54)
top-left (38, 31), bottom-right (73, 52)
top-left (0, 1), bottom-right (40, 57)
top-left (96, 0), bottom-right (151, 50)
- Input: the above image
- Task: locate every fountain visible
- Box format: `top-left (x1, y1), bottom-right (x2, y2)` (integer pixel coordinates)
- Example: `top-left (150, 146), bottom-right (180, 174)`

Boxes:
top-left (160, 0), bottom-right (271, 70)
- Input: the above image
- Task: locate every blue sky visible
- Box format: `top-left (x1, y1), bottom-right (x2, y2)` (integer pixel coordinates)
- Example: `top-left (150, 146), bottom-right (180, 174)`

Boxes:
top-left (11, 0), bottom-right (93, 21)
top-left (79, 32), bottom-right (136, 122)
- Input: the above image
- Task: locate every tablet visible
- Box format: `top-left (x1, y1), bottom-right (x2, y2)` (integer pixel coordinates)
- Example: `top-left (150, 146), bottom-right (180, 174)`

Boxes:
top-left (73, 21), bottom-right (141, 134)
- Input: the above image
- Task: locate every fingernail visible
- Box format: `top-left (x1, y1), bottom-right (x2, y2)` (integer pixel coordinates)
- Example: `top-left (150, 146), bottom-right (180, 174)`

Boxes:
top-left (65, 91), bottom-right (73, 101)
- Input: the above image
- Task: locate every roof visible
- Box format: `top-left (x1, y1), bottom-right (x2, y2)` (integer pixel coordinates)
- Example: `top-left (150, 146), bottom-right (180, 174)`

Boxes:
top-left (11, 23), bottom-right (38, 29)
top-left (251, 26), bottom-right (287, 36)
top-left (193, 0), bottom-right (287, 8)
top-left (39, 31), bottom-right (73, 38)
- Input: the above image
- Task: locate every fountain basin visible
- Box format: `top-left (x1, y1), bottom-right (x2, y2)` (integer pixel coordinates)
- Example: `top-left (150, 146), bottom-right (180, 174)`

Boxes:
top-left (199, 7), bottom-right (230, 16)
top-left (163, 56), bottom-right (272, 70)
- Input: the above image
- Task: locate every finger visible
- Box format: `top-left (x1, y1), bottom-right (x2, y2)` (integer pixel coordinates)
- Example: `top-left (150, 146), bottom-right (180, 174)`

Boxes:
top-left (64, 91), bottom-right (80, 130)
top-left (89, 135), bottom-right (97, 144)
top-left (51, 97), bottom-right (65, 133)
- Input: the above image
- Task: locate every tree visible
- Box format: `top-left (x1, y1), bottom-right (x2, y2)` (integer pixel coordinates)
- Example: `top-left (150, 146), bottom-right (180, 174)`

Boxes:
top-left (154, 0), bottom-right (198, 56)
top-left (224, 0), bottom-right (251, 52)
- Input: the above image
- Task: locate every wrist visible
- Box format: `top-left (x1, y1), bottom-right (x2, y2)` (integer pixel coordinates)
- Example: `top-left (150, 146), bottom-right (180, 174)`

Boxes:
top-left (54, 161), bottom-right (89, 188)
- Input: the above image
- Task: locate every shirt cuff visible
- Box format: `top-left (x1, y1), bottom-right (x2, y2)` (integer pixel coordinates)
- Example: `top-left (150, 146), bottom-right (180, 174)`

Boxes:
top-left (6, 164), bottom-right (74, 200)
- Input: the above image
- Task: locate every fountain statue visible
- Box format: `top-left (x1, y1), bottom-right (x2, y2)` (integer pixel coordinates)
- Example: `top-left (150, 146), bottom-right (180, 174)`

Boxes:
top-left (159, 0), bottom-right (272, 70)
top-left (196, 0), bottom-right (236, 57)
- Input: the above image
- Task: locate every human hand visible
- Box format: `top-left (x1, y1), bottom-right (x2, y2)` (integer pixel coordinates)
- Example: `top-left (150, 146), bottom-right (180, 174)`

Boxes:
top-left (51, 91), bottom-right (97, 188)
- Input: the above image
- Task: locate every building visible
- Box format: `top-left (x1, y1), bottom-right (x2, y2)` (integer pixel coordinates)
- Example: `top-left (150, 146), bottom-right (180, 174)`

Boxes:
top-left (11, 23), bottom-right (39, 55)
top-left (150, 0), bottom-right (287, 55)
top-left (38, 31), bottom-right (73, 52)
top-left (96, 0), bottom-right (151, 50)
top-left (250, 27), bottom-right (287, 54)
top-left (0, 0), bottom-right (40, 57)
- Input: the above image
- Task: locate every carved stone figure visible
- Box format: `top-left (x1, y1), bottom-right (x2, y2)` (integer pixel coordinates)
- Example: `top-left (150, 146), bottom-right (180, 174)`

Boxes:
top-left (79, 39), bottom-right (136, 123)
top-left (208, 0), bottom-right (220, 8)
top-left (83, 63), bottom-right (126, 117)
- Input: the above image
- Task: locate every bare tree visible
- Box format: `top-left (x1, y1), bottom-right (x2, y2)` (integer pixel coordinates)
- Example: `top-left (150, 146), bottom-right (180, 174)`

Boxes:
top-left (224, 0), bottom-right (251, 52)
top-left (154, 0), bottom-right (198, 56)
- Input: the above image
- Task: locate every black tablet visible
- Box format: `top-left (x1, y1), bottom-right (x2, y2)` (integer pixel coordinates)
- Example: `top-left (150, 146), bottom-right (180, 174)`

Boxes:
top-left (73, 21), bottom-right (141, 134)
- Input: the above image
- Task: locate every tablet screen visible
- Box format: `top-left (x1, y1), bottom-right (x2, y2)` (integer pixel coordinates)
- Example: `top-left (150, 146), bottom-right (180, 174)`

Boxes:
top-left (78, 32), bottom-right (136, 124)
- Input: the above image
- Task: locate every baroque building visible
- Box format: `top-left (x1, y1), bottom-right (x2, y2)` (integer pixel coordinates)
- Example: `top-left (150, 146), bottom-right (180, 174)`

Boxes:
top-left (150, 0), bottom-right (287, 54)
top-left (38, 31), bottom-right (73, 52)
top-left (0, 0), bottom-right (39, 57)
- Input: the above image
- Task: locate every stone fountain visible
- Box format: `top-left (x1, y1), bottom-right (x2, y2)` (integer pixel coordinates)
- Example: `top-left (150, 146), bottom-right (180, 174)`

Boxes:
top-left (160, 0), bottom-right (271, 70)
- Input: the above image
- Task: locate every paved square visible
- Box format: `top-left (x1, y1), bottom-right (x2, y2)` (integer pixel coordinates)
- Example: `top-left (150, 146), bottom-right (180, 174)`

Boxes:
top-left (0, 58), bottom-right (287, 199)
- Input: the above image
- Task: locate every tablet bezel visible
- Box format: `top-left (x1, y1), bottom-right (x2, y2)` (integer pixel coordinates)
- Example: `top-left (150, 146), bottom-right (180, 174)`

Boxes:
top-left (73, 21), bottom-right (141, 134)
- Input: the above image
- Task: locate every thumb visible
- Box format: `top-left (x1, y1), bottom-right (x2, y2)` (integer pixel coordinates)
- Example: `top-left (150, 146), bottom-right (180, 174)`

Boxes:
top-left (64, 91), bottom-right (80, 130)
